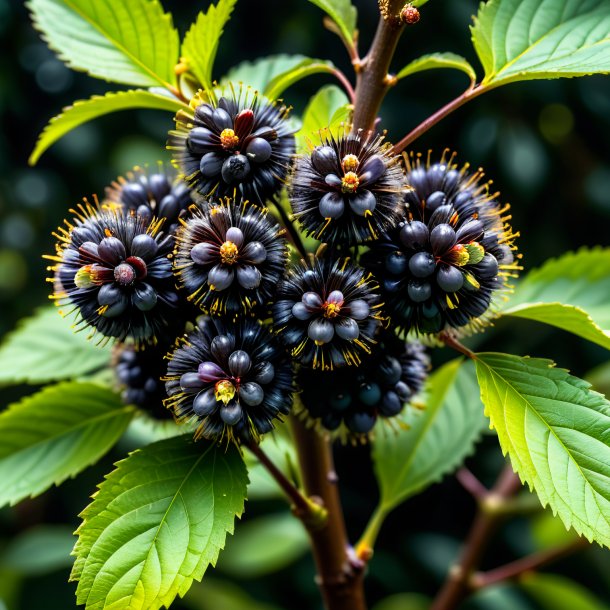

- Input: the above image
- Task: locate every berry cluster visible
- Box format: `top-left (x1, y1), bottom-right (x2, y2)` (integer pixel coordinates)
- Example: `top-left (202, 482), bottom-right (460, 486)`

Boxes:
top-left (49, 86), bottom-right (517, 444)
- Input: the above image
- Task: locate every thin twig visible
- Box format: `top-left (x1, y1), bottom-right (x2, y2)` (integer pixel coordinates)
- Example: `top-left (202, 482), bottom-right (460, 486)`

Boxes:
top-left (271, 199), bottom-right (309, 260)
top-left (431, 465), bottom-right (522, 610)
top-left (456, 468), bottom-right (488, 501)
top-left (440, 331), bottom-right (476, 359)
top-left (471, 538), bottom-right (588, 590)
top-left (392, 84), bottom-right (487, 153)
top-left (331, 68), bottom-right (356, 103)
top-left (246, 441), bottom-right (323, 524)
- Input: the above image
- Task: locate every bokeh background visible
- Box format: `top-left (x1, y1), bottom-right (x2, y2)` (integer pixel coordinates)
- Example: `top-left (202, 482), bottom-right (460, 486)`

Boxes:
top-left (1, 0), bottom-right (610, 608)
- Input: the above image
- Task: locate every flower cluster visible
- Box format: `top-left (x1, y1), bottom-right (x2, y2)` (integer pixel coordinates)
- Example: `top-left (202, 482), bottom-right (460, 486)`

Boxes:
top-left (48, 81), bottom-right (518, 443)
top-left (299, 334), bottom-right (429, 440)
top-left (273, 258), bottom-right (385, 370)
top-left (289, 129), bottom-right (406, 245)
top-left (174, 199), bottom-right (288, 316)
top-left (168, 87), bottom-right (296, 202)
top-left (49, 201), bottom-right (179, 347)
top-left (361, 151), bottom-right (519, 334)
top-left (106, 165), bottom-right (193, 236)
top-left (164, 318), bottom-right (294, 443)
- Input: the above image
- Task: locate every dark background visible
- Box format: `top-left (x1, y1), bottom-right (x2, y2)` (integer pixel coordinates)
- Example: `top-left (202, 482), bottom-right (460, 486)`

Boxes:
top-left (1, 0), bottom-right (610, 608)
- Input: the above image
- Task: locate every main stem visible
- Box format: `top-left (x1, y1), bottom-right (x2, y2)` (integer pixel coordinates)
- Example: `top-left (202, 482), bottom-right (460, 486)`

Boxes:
top-left (291, 417), bottom-right (367, 610)
top-left (351, 4), bottom-right (405, 131)
top-left (290, 6), bottom-right (408, 610)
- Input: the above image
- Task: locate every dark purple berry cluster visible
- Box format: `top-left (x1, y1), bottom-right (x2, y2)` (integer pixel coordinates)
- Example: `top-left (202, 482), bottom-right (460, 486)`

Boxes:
top-left (168, 86), bottom-right (296, 202)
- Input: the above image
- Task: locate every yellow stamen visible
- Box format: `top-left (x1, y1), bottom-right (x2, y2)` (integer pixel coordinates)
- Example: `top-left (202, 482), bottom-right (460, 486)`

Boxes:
top-left (341, 171), bottom-right (360, 194)
top-left (220, 240), bottom-right (239, 264)
top-left (215, 380), bottom-right (236, 404)
top-left (323, 302), bottom-right (342, 318)
top-left (341, 154), bottom-right (359, 172)
top-left (220, 128), bottom-right (239, 150)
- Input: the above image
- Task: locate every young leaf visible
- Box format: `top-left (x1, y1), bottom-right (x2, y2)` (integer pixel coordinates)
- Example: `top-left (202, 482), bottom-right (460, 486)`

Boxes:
top-left (30, 90), bottom-right (185, 165)
top-left (0, 308), bottom-right (110, 385)
top-left (0, 382), bottom-right (133, 508)
top-left (308, 0), bottom-right (358, 46)
top-left (27, 0), bottom-right (179, 87)
top-left (218, 512), bottom-right (309, 577)
top-left (182, 0), bottom-right (237, 95)
top-left (373, 359), bottom-right (487, 512)
top-left (222, 54), bottom-right (312, 92)
top-left (71, 435), bottom-right (247, 610)
top-left (475, 353), bottom-right (610, 548)
top-left (264, 58), bottom-right (335, 100)
top-left (297, 84), bottom-right (351, 152)
top-left (502, 248), bottom-right (610, 351)
top-left (396, 52), bottom-right (477, 84)
top-left (472, 0), bottom-right (610, 87)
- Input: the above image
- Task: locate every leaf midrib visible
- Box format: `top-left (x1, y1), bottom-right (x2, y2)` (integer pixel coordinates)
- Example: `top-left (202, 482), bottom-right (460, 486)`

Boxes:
top-left (89, 443), bottom-right (215, 608)
top-left (479, 356), bottom-right (610, 534)
top-left (61, 0), bottom-right (173, 87)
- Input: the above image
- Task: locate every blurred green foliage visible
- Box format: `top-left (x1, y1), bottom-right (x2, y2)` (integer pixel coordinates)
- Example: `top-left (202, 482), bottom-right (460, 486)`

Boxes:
top-left (1, 0), bottom-right (610, 608)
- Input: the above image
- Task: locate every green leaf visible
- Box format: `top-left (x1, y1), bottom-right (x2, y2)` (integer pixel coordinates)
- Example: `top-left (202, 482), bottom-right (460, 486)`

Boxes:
top-left (182, 0), bottom-right (237, 95)
top-left (30, 90), bottom-right (184, 165)
top-left (264, 58), bottom-right (335, 100)
top-left (472, 0), bottom-right (610, 87)
top-left (1, 525), bottom-right (75, 575)
top-left (0, 382), bottom-right (133, 507)
top-left (373, 359), bottom-right (487, 512)
top-left (520, 573), bottom-right (610, 610)
top-left (475, 353), bottom-right (610, 547)
top-left (71, 435), bottom-right (247, 610)
top-left (27, 0), bottom-right (179, 87)
top-left (218, 512), bottom-right (309, 577)
top-left (308, 0), bottom-right (357, 45)
top-left (396, 52), bottom-right (477, 83)
top-left (222, 54), bottom-right (311, 92)
top-left (0, 308), bottom-right (110, 385)
top-left (372, 593), bottom-right (432, 610)
top-left (503, 248), bottom-right (610, 351)
top-left (297, 85), bottom-right (351, 152)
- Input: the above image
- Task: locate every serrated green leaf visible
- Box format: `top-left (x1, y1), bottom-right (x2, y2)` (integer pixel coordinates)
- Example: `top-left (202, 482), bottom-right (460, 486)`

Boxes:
top-left (308, 0), bottom-right (357, 45)
top-left (30, 89), bottom-right (184, 165)
top-left (396, 52), bottom-right (477, 83)
top-left (520, 573), bottom-right (610, 610)
top-left (222, 54), bottom-right (311, 92)
top-left (72, 435), bottom-right (247, 610)
top-left (475, 352), bottom-right (610, 547)
top-left (373, 359), bottom-right (487, 511)
top-left (503, 248), bottom-right (610, 351)
top-left (27, 0), bottom-right (179, 87)
top-left (297, 85), bottom-right (351, 152)
top-left (218, 512), bottom-right (309, 577)
top-left (0, 382), bottom-right (133, 508)
top-left (264, 58), bottom-right (335, 100)
top-left (182, 0), bottom-right (237, 95)
top-left (0, 308), bottom-right (110, 385)
top-left (472, 0), bottom-right (610, 87)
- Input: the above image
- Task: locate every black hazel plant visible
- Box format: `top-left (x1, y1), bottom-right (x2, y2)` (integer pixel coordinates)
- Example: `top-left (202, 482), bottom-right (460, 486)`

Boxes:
top-left (174, 198), bottom-right (288, 316)
top-left (164, 318), bottom-right (294, 443)
top-left (272, 258), bottom-right (385, 370)
top-left (361, 152), bottom-right (519, 334)
top-left (105, 165), bottom-right (193, 236)
top-left (299, 335), bottom-right (429, 439)
top-left (168, 87), bottom-right (296, 202)
top-left (289, 129), bottom-right (407, 245)
top-left (48, 202), bottom-right (180, 347)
